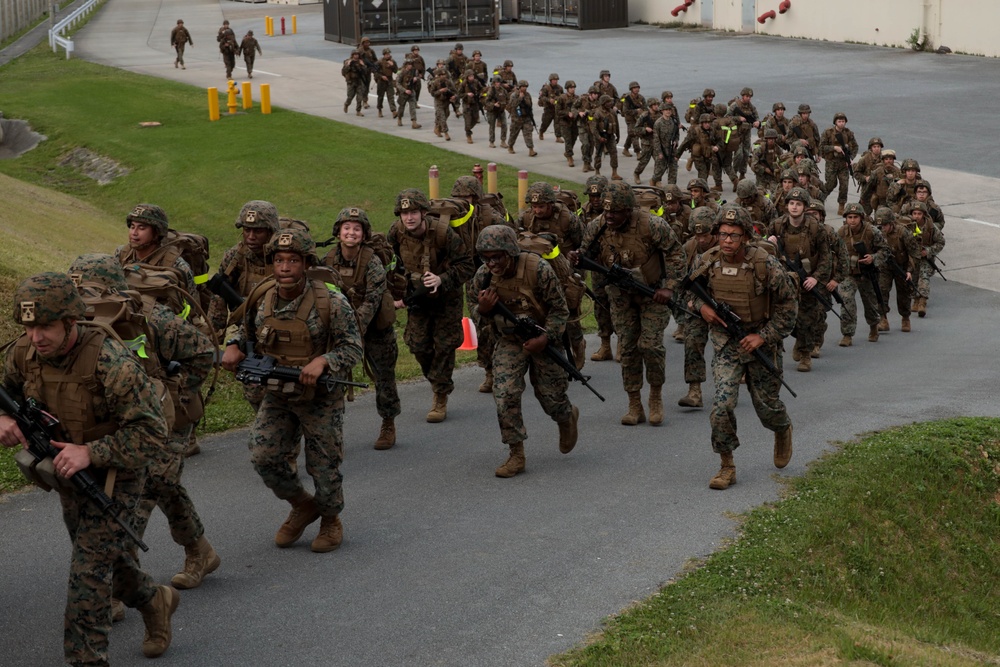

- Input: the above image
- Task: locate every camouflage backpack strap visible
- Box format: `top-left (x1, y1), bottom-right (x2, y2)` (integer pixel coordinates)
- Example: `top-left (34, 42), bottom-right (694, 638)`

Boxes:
top-left (689, 245), bottom-right (723, 281)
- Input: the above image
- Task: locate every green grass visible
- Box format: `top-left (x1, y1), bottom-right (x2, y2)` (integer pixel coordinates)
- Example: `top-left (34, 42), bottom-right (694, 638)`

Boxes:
top-left (550, 418), bottom-right (1000, 666)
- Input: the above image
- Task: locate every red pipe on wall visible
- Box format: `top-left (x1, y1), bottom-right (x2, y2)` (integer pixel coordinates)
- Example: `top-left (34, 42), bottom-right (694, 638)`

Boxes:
top-left (671, 1), bottom-right (694, 17)
top-left (757, 9), bottom-right (776, 23)
top-left (778, 1), bottom-right (792, 14)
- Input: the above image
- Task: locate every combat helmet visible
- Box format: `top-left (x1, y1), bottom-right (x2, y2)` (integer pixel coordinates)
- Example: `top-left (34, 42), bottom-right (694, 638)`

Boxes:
top-left (843, 202), bottom-right (865, 218)
top-left (564, 80), bottom-right (577, 89)
top-left (797, 103), bottom-right (812, 113)
top-left (736, 179), bottom-right (758, 199)
top-left (687, 178), bottom-right (710, 194)
top-left (763, 128), bottom-right (779, 139)
top-left (874, 207), bottom-right (896, 225)
top-left (451, 175), bottom-right (484, 201)
top-left (265, 228), bottom-right (319, 266)
top-left (808, 199), bottom-right (826, 221)
top-left (628, 81), bottom-right (640, 90)
top-left (475, 224), bottom-right (520, 258)
top-left (549, 73), bottom-right (560, 81)
top-left (712, 204), bottom-right (754, 236)
top-left (526, 182), bottom-right (557, 205)
top-left (698, 113), bottom-right (713, 124)
top-left (394, 188), bottom-right (431, 216)
top-left (907, 201), bottom-right (929, 214)
top-left (236, 200), bottom-right (279, 232)
top-left (900, 158), bottom-right (920, 172)
top-left (689, 206), bottom-right (717, 235)
top-left (126, 204), bottom-right (169, 237)
top-left (780, 168), bottom-right (797, 182)
top-left (740, 87), bottom-right (754, 97)
top-left (599, 69), bottom-right (611, 78)
top-left (585, 175), bottom-right (609, 197)
top-left (602, 182), bottom-right (636, 212)
top-left (868, 136), bottom-right (884, 148)
top-left (914, 179), bottom-right (932, 195)
top-left (772, 102), bottom-right (786, 111)
top-left (14, 272), bottom-right (86, 325)
top-left (786, 187), bottom-right (810, 204)
top-left (702, 88), bottom-right (715, 98)
top-left (332, 206), bottom-right (372, 241)
top-left (517, 79), bottom-right (529, 88)
top-left (599, 94), bottom-right (614, 108)
top-left (833, 112), bottom-right (848, 122)
top-left (588, 85), bottom-right (600, 95)
top-left (68, 253), bottom-right (129, 292)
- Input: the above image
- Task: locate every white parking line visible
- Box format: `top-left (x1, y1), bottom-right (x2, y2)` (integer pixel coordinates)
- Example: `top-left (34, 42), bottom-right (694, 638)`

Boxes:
top-left (962, 218), bottom-right (1000, 229)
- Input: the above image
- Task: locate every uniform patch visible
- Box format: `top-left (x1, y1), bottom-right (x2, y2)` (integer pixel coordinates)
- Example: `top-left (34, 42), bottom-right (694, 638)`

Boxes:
top-left (277, 232), bottom-right (293, 247)
top-left (722, 267), bottom-right (738, 276)
top-left (20, 301), bottom-right (36, 323)
top-left (244, 210), bottom-right (258, 223)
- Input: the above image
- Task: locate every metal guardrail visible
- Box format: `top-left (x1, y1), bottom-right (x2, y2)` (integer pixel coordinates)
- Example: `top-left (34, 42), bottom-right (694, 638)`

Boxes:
top-left (48, 0), bottom-right (102, 59)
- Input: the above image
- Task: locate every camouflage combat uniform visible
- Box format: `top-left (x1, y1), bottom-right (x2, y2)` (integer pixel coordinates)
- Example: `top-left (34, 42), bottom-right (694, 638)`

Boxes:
top-left (220, 34), bottom-right (239, 79)
top-left (819, 115), bottom-right (858, 206)
top-left (785, 105), bottom-right (821, 160)
top-left (394, 63), bottom-right (421, 124)
top-left (507, 82), bottom-right (536, 154)
top-left (482, 78), bottom-right (509, 147)
top-left (430, 69), bottom-right (458, 137)
top-left (620, 87), bottom-right (645, 155)
top-left (537, 75), bottom-right (564, 140)
top-left (677, 117), bottom-right (722, 189)
top-left (632, 101), bottom-right (659, 183)
top-left (239, 32), bottom-right (262, 78)
top-left (579, 177), bottom-right (615, 354)
top-left (678, 208), bottom-right (718, 405)
top-left (376, 50), bottom-right (399, 116)
top-left (875, 207), bottom-right (921, 324)
top-left (457, 73), bottom-right (483, 140)
top-left (590, 95), bottom-right (619, 177)
top-left (906, 203), bottom-right (946, 314)
top-left (837, 204), bottom-right (889, 341)
top-left (575, 89), bottom-right (601, 171)
top-left (342, 52), bottom-right (369, 114)
top-left (170, 21), bottom-right (192, 69)
top-left (650, 106), bottom-right (680, 186)
top-left (554, 82), bottom-right (579, 162)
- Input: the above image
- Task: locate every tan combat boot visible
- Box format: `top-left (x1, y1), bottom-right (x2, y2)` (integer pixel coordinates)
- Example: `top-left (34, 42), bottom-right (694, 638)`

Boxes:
top-left (500, 140), bottom-right (508, 148)
top-left (574, 339), bottom-right (587, 371)
top-left (916, 297), bottom-right (927, 317)
top-left (528, 149), bottom-right (538, 157)
top-left (774, 425), bottom-right (793, 469)
top-left (434, 127), bottom-right (442, 137)
top-left (621, 147), bottom-right (632, 157)
top-left (792, 347), bottom-right (801, 362)
top-left (878, 314), bottom-right (890, 332)
top-left (444, 132), bottom-right (451, 141)
top-left (868, 324), bottom-right (879, 342)
top-left (139, 585), bottom-right (179, 658)
top-left (633, 172), bottom-right (642, 185)
top-left (508, 146), bottom-right (516, 154)
top-left (582, 163), bottom-right (592, 173)
top-left (490, 141), bottom-right (496, 148)
top-left (111, 598), bottom-right (125, 623)
top-left (479, 370), bottom-right (494, 393)
top-left (839, 335), bottom-right (852, 347)
top-left (837, 202), bottom-right (846, 216)
top-left (495, 443), bottom-right (526, 478)
top-left (797, 356), bottom-right (812, 372)
top-left (709, 452), bottom-right (736, 490)
top-left (811, 345), bottom-right (821, 359)
top-left (171, 535), bottom-right (221, 589)
top-left (275, 492), bottom-right (321, 547)
top-left (648, 386), bottom-right (664, 426)
top-left (591, 337), bottom-right (613, 361)
top-left (311, 515), bottom-right (343, 553)
top-left (558, 405), bottom-right (579, 454)
top-left (901, 317), bottom-right (911, 332)
top-left (556, 136), bottom-right (564, 143)
top-left (538, 132), bottom-right (545, 141)
top-left (466, 135), bottom-right (473, 144)
top-left (374, 418), bottom-right (396, 450)
top-left (611, 169), bottom-right (623, 181)
top-left (426, 392), bottom-right (448, 423)
top-left (567, 156), bottom-right (575, 167)
top-left (378, 109), bottom-right (384, 118)
top-left (411, 120), bottom-right (422, 129)
top-left (356, 110), bottom-right (364, 117)
top-left (621, 391), bottom-right (646, 426)
top-left (677, 382), bottom-right (703, 408)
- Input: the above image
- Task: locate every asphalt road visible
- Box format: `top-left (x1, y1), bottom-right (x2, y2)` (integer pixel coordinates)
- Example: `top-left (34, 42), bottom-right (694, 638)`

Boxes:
top-left (1, 2), bottom-right (999, 666)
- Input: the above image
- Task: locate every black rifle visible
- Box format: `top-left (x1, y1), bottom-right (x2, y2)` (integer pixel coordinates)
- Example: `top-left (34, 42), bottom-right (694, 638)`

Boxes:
top-left (515, 94), bottom-right (536, 127)
top-left (480, 289), bottom-right (605, 402)
top-left (853, 241), bottom-right (889, 314)
top-left (887, 255), bottom-right (917, 292)
top-left (926, 253), bottom-right (948, 281)
top-left (235, 353), bottom-right (368, 393)
top-left (207, 272), bottom-right (243, 311)
top-left (774, 239), bottom-right (842, 320)
top-left (575, 254), bottom-right (699, 320)
top-left (679, 276), bottom-right (797, 398)
top-left (0, 385), bottom-right (149, 552)
top-left (790, 122), bottom-right (815, 160)
top-left (835, 131), bottom-right (857, 187)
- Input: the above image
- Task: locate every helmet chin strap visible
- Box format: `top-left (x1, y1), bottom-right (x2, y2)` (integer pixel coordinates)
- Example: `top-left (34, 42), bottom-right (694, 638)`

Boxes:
top-left (130, 239), bottom-right (157, 252)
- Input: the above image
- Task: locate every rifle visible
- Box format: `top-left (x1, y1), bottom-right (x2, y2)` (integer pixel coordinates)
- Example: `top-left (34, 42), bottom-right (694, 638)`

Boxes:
top-left (887, 255), bottom-right (917, 292)
top-left (853, 241), bottom-right (888, 314)
top-left (790, 122), bottom-right (815, 160)
top-left (575, 253), bottom-right (699, 320)
top-left (235, 352), bottom-right (368, 393)
top-left (835, 131), bottom-right (856, 187)
top-left (679, 275), bottom-right (797, 398)
top-left (480, 288), bottom-right (604, 402)
top-left (926, 253), bottom-right (947, 281)
top-left (0, 385), bottom-right (149, 552)
top-left (774, 239), bottom-right (842, 320)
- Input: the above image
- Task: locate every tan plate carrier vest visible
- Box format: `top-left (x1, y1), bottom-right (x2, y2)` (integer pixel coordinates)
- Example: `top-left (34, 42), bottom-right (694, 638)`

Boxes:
top-left (773, 216), bottom-right (822, 276)
top-left (692, 245), bottom-right (772, 324)
top-left (596, 211), bottom-right (664, 296)
top-left (490, 252), bottom-right (547, 338)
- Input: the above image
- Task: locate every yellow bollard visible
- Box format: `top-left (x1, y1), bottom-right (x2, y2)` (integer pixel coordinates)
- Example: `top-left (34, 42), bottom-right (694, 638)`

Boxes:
top-left (428, 165), bottom-right (440, 200)
top-left (292, 15), bottom-right (297, 34)
top-left (487, 162), bottom-right (498, 194)
top-left (517, 169), bottom-right (529, 213)
top-left (227, 80), bottom-right (239, 115)
top-left (242, 81), bottom-right (253, 110)
top-left (260, 83), bottom-right (272, 114)
top-left (265, 16), bottom-right (272, 37)
top-left (208, 87), bottom-right (220, 121)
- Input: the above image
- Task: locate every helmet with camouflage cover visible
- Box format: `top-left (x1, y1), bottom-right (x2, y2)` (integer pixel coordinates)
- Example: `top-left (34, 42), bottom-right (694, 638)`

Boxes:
top-left (332, 206), bottom-right (373, 241)
top-left (602, 182), bottom-right (636, 212)
top-left (503, 59), bottom-right (513, 67)
top-left (808, 199), bottom-right (826, 221)
top-left (711, 204), bottom-right (754, 236)
top-left (628, 81), bottom-right (640, 90)
top-left (901, 158), bottom-right (920, 171)
top-left (915, 179), bottom-right (932, 194)
top-left (492, 75), bottom-right (502, 83)
top-left (736, 179), bottom-right (758, 199)
top-left (780, 168), bottom-right (797, 182)
top-left (588, 85), bottom-right (600, 95)
top-left (843, 202), bottom-right (865, 218)
top-left (772, 102), bottom-right (786, 111)
top-left (662, 184), bottom-right (685, 203)
top-left (525, 181), bottom-right (557, 205)
top-left (599, 94), bottom-right (614, 108)
top-left (236, 200), bottom-right (279, 231)
top-left (833, 112), bottom-right (848, 122)
top-left (279, 216), bottom-right (310, 232)
top-left (795, 163), bottom-right (812, 176)
top-left (907, 201), bottom-right (928, 214)
top-left (797, 103), bottom-right (811, 113)
top-left (549, 73), bottom-right (560, 81)
top-left (454, 42), bottom-right (464, 50)
top-left (517, 79), bottom-right (529, 88)
top-left (394, 188), bottom-right (431, 216)
top-left (126, 203), bottom-right (169, 237)
top-left (702, 88), bottom-right (715, 98)
top-left (600, 69), bottom-right (610, 78)
top-left (882, 148), bottom-right (896, 159)
top-left (868, 136), bottom-right (884, 148)
top-left (13, 272), bottom-right (87, 325)
top-left (585, 174), bottom-right (609, 197)
top-left (661, 90), bottom-right (673, 99)
top-left (713, 103), bottom-right (727, 116)
top-left (475, 224), bottom-right (520, 259)
top-left (786, 187), bottom-right (810, 204)
top-left (463, 69), bottom-right (475, 79)
top-left (764, 128), bottom-right (779, 139)
top-left (451, 175), bottom-right (484, 201)
top-left (473, 49), bottom-right (482, 56)
top-left (265, 228), bottom-right (319, 266)
top-left (874, 207), bottom-right (896, 225)
top-left (740, 87), bottom-right (754, 97)
top-left (689, 207), bottom-right (717, 235)
top-left (687, 178), bottom-right (710, 193)
top-left (793, 145), bottom-right (810, 158)
top-left (564, 79), bottom-right (576, 88)
top-left (698, 113), bottom-right (713, 124)
top-left (382, 48), bottom-right (392, 55)
top-left (68, 253), bottom-right (129, 292)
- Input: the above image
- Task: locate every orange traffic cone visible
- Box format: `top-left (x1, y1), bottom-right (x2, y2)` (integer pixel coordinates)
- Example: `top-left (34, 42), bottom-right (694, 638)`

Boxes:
top-left (458, 317), bottom-right (478, 351)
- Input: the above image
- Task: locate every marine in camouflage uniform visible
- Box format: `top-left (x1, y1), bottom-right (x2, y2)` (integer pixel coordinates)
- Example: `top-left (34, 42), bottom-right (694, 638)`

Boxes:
top-left (677, 114), bottom-right (722, 189)
top-left (819, 112), bottom-right (859, 213)
top-left (620, 81), bottom-right (645, 156)
top-left (751, 128), bottom-right (784, 192)
top-left (482, 75), bottom-right (509, 148)
top-left (537, 73), bottom-right (564, 141)
top-left (469, 49), bottom-right (489, 85)
top-left (874, 206), bottom-right (921, 332)
top-left (688, 206), bottom-right (798, 490)
top-left (661, 186), bottom-right (691, 241)
top-left (913, 180), bottom-right (946, 229)
top-left (576, 182), bottom-right (687, 426)
top-left (853, 137), bottom-right (884, 215)
top-left (115, 203), bottom-right (197, 297)
top-left (651, 103), bottom-right (681, 186)
top-left (322, 207), bottom-right (401, 449)
top-left (68, 253), bottom-right (219, 598)
top-left (590, 95), bottom-right (620, 179)
top-left (808, 200), bottom-right (849, 357)
top-left (785, 103), bottom-right (821, 162)
top-left (578, 176), bottom-right (616, 361)
top-left (388, 189), bottom-right (475, 422)
top-left (430, 67), bottom-right (458, 140)
top-left (219, 31), bottom-right (239, 79)
top-left (394, 60), bottom-right (422, 128)
top-left (685, 88), bottom-right (716, 126)
top-left (342, 50), bottom-right (368, 116)
top-left (758, 102), bottom-right (790, 150)
top-left (222, 229), bottom-right (362, 553)
top-left (727, 87), bottom-right (760, 180)
top-left (687, 178), bottom-right (720, 215)
top-left (836, 203), bottom-right (889, 345)
top-left (575, 86), bottom-right (601, 172)
top-left (358, 37), bottom-right (378, 106)
top-left (632, 98), bottom-right (660, 184)
top-left (887, 158), bottom-right (925, 213)
top-left (1, 272), bottom-right (178, 664)
top-left (904, 201), bottom-right (945, 318)
top-left (239, 31), bottom-right (262, 79)
top-left (507, 80), bottom-right (537, 156)
top-left (470, 226), bottom-right (578, 478)
top-left (868, 149), bottom-right (900, 211)
top-left (770, 169), bottom-right (798, 216)
top-left (554, 80), bottom-right (579, 165)
top-left (767, 187), bottom-right (833, 371)
top-left (170, 19), bottom-right (192, 69)
top-left (457, 70), bottom-right (483, 143)
top-left (405, 45), bottom-right (426, 102)
top-left (736, 180), bottom-right (777, 232)
top-left (677, 207), bottom-right (719, 408)
top-left (375, 48), bottom-right (398, 117)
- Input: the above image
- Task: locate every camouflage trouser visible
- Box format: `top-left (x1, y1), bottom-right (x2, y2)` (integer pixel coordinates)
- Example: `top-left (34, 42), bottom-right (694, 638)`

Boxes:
top-left (915, 259), bottom-right (934, 300)
top-left (365, 324), bottom-right (401, 420)
top-left (824, 160), bottom-right (851, 203)
top-left (243, 54), bottom-right (256, 77)
top-left (223, 52), bottom-right (235, 78)
top-left (491, 336), bottom-right (573, 445)
top-left (377, 80), bottom-right (397, 113)
top-left (692, 157), bottom-right (714, 185)
top-left (683, 314), bottom-right (710, 384)
top-left (608, 288), bottom-right (670, 392)
top-left (791, 289), bottom-right (826, 355)
top-left (593, 136), bottom-right (618, 173)
top-left (755, 170), bottom-right (778, 193)
top-left (709, 329), bottom-right (790, 454)
top-left (591, 273), bottom-right (614, 339)
top-left (558, 121), bottom-right (578, 158)
top-left (720, 150), bottom-right (738, 184)
top-left (539, 106), bottom-right (558, 137)
top-left (839, 275), bottom-right (882, 337)
top-left (579, 126), bottom-right (594, 166)
top-left (434, 100), bottom-right (450, 133)
top-left (469, 288), bottom-right (497, 372)
top-left (508, 117), bottom-right (535, 151)
top-left (635, 138), bottom-right (655, 177)
top-left (397, 93), bottom-right (418, 121)
top-left (249, 389), bottom-right (346, 516)
top-left (652, 152), bottom-right (678, 185)
top-left (403, 296), bottom-right (464, 395)
top-left (174, 43), bottom-right (186, 67)
top-left (463, 103), bottom-right (480, 137)
top-left (346, 81), bottom-right (366, 111)
top-left (412, 80), bottom-right (422, 103)
top-left (878, 268), bottom-right (913, 318)
top-left (60, 477), bottom-right (158, 666)
top-left (623, 114), bottom-right (639, 152)
top-left (733, 144), bottom-right (750, 178)
top-left (134, 449), bottom-right (204, 547)
top-left (487, 109), bottom-right (507, 144)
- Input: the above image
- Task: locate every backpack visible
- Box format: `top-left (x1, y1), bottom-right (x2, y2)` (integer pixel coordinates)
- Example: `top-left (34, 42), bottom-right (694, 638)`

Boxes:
top-left (516, 231), bottom-right (585, 312)
top-left (554, 188), bottom-right (580, 215)
top-left (633, 185), bottom-right (666, 214)
top-left (122, 263), bottom-right (216, 344)
top-left (480, 192), bottom-right (513, 225)
top-left (429, 197), bottom-right (476, 251)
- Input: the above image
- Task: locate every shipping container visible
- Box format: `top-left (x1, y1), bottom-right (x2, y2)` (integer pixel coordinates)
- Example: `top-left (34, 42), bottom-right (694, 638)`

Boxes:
top-left (517, 0), bottom-right (627, 30)
top-left (325, 0), bottom-right (499, 45)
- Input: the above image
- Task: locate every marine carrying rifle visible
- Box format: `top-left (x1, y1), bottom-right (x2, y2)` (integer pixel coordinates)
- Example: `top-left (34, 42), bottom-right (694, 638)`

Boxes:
top-left (835, 131), bottom-right (857, 187)
top-left (926, 253), bottom-right (948, 281)
top-left (853, 241), bottom-right (889, 315)
top-left (574, 253), bottom-right (699, 320)
top-left (774, 239), bottom-right (842, 320)
top-left (887, 255), bottom-right (917, 292)
top-left (0, 385), bottom-right (149, 552)
top-left (678, 276), bottom-right (798, 398)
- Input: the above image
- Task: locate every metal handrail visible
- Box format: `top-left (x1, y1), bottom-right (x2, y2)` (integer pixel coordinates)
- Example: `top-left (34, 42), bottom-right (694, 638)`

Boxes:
top-left (48, 0), bottom-right (103, 59)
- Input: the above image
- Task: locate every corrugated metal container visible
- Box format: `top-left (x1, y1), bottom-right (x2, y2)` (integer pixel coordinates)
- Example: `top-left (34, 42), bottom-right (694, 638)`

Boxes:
top-left (325, 0), bottom-right (499, 46)
top-left (516, 0), bottom-right (628, 29)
